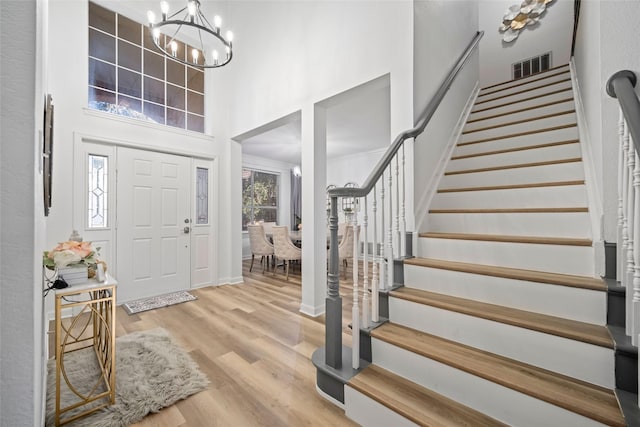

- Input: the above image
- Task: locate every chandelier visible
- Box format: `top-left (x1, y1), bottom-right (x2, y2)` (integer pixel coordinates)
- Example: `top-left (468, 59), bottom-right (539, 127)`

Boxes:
top-left (147, 0), bottom-right (233, 69)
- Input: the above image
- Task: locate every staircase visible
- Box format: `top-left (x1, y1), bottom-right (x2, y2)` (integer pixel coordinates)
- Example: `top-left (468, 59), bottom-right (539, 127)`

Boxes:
top-left (343, 64), bottom-right (628, 426)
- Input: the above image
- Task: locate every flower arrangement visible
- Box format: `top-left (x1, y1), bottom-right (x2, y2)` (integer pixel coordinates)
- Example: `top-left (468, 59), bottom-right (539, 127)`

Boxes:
top-left (43, 241), bottom-right (100, 269)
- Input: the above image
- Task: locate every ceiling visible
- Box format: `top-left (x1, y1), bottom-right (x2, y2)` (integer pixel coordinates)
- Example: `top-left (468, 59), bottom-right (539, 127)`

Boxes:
top-left (95, 0), bottom-right (392, 166)
top-left (240, 85), bottom-right (391, 165)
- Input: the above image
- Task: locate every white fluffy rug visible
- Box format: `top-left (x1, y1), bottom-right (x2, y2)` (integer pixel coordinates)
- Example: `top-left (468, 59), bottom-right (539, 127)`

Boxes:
top-left (46, 328), bottom-right (209, 426)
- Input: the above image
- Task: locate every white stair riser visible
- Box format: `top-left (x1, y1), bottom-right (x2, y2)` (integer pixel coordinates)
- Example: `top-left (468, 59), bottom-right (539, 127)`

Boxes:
top-left (388, 299), bottom-right (614, 389)
top-left (426, 211), bottom-right (591, 238)
top-left (440, 162), bottom-right (585, 189)
top-left (430, 185), bottom-right (587, 210)
top-left (372, 339), bottom-right (607, 427)
top-left (403, 264), bottom-right (606, 324)
top-left (417, 238), bottom-right (594, 276)
top-left (479, 66), bottom-right (569, 95)
top-left (464, 99), bottom-right (576, 132)
top-left (454, 126), bottom-right (579, 157)
top-left (469, 88), bottom-right (573, 120)
top-left (473, 80), bottom-right (573, 111)
top-left (344, 387), bottom-right (418, 427)
top-left (460, 112), bottom-right (576, 144)
top-left (449, 143), bottom-right (582, 173)
top-left (478, 72), bottom-right (571, 100)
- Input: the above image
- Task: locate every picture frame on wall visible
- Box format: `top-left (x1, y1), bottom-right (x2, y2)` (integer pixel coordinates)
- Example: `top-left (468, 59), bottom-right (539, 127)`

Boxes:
top-left (43, 94), bottom-right (54, 216)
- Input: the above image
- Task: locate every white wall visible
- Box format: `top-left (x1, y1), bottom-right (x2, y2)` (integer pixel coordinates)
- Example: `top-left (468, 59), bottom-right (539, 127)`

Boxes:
top-left (478, 0), bottom-right (574, 87)
top-left (413, 0), bottom-right (480, 233)
top-left (46, 1), bottom-right (238, 286)
top-left (0, 0), bottom-right (47, 425)
top-left (573, 0), bottom-right (640, 243)
top-left (241, 154), bottom-right (295, 259)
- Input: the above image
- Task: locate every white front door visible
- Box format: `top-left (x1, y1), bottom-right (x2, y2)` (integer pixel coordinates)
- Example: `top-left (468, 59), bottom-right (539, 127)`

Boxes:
top-left (116, 147), bottom-right (191, 302)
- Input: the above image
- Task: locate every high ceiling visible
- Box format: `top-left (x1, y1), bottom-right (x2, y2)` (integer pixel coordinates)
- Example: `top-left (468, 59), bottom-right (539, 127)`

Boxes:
top-left (239, 85), bottom-right (391, 165)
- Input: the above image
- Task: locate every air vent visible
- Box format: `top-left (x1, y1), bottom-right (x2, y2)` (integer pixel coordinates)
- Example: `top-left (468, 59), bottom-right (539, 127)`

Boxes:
top-left (512, 52), bottom-right (551, 80)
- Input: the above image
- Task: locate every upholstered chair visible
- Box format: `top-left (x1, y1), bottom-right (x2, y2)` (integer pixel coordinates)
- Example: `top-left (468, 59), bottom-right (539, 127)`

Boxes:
top-left (247, 224), bottom-right (274, 273)
top-left (272, 226), bottom-right (302, 280)
top-left (329, 224), bottom-right (356, 279)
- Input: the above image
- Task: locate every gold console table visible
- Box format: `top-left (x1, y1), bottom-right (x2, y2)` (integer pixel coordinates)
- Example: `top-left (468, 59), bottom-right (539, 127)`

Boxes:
top-left (54, 276), bottom-right (117, 426)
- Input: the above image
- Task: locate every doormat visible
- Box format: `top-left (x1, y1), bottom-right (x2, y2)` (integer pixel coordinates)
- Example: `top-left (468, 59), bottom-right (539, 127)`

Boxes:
top-left (123, 291), bottom-right (197, 315)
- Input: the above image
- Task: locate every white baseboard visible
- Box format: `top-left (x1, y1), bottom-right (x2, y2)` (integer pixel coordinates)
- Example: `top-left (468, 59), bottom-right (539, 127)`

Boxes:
top-left (299, 302), bottom-right (325, 317)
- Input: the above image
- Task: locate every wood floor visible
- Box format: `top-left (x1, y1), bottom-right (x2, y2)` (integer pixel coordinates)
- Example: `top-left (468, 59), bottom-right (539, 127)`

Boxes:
top-left (114, 259), bottom-right (361, 426)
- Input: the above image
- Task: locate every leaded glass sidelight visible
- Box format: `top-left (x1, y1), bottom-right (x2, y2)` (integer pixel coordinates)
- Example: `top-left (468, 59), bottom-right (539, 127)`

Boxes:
top-left (196, 167), bottom-right (208, 225)
top-left (88, 154), bottom-right (108, 228)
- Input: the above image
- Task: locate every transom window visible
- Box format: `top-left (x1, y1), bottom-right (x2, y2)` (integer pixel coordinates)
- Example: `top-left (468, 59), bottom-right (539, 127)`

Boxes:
top-left (242, 169), bottom-right (279, 231)
top-left (88, 2), bottom-right (205, 133)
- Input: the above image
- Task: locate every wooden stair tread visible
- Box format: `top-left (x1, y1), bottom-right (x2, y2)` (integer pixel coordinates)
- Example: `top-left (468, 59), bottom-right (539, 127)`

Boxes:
top-left (478, 68), bottom-right (570, 97)
top-left (404, 257), bottom-right (606, 291)
top-left (471, 88), bottom-right (573, 114)
top-left (458, 123), bottom-right (577, 147)
top-left (389, 287), bottom-right (613, 349)
top-left (451, 139), bottom-right (579, 160)
top-left (462, 109), bottom-right (575, 135)
top-left (419, 232), bottom-right (592, 247)
top-left (444, 157), bottom-right (583, 175)
top-left (480, 64), bottom-right (570, 91)
top-left (475, 78), bottom-right (572, 106)
top-left (438, 179), bottom-right (584, 193)
top-left (372, 323), bottom-right (623, 426)
top-left (466, 97), bottom-right (574, 124)
top-left (429, 207), bottom-right (589, 214)
top-left (348, 364), bottom-right (508, 427)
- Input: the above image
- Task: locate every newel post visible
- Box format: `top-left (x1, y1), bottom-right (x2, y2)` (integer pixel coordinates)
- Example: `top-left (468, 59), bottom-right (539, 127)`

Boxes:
top-left (325, 195), bottom-right (342, 368)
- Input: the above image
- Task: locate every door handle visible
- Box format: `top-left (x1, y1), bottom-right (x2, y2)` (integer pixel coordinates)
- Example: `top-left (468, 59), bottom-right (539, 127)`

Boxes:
top-left (183, 226), bottom-right (191, 234)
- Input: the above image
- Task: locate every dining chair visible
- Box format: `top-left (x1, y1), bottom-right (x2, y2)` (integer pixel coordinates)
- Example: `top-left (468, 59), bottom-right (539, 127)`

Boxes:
top-left (247, 224), bottom-right (274, 273)
top-left (334, 224), bottom-right (356, 279)
top-left (272, 226), bottom-right (302, 280)
top-left (261, 221), bottom-right (277, 237)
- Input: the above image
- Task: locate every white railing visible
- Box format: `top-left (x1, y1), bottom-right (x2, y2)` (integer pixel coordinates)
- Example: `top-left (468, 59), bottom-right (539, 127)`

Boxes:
top-left (322, 31), bottom-right (484, 371)
top-left (608, 70), bottom-right (640, 350)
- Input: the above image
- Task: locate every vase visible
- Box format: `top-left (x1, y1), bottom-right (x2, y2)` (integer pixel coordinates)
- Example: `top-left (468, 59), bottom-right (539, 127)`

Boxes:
top-left (57, 264), bottom-right (88, 286)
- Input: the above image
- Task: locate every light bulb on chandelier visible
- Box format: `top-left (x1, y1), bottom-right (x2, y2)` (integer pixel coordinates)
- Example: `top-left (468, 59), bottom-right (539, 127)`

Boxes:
top-left (147, 0), bottom-right (233, 69)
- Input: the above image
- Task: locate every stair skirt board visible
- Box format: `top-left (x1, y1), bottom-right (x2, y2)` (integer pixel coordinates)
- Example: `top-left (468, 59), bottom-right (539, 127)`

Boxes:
top-left (439, 162), bottom-right (585, 189)
top-left (459, 112), bottom-right (577, 143)
top-left (370, 340), bottom-right (607, 427)
top-left (449, 142), bottom-right (582, 171)
top-left (470, 89), bottom-right (574, 120)
top-left (388, 298), bottom-right (614, 389)
top-left (345, 386), bottom-right (419, 427)
top-left (402, 264), bottom-right (606, 324)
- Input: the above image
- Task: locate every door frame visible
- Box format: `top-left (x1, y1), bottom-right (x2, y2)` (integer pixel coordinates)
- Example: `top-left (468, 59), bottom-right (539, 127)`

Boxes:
top-left (73, 134), bottom-right (218, 299)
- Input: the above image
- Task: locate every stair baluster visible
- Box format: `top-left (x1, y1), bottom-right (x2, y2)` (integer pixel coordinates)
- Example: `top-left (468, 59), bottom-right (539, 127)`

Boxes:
top-left (623, 121), bottom-right (633, 335)
top-left (618, 109), bottom-right (625, 284)
top-left (362, 196), bottom-right (370, 329)
top-left (401, 144), bottom-right (407, 257)
top-left (372, 185), bottom-right (380, 323)
top-left (634, 145), bottom-right (640, 346)
top-left (388, 163), bottom-right (395, 289)
top-left (395, 153), bottom-right (401, 257)
top-left (380, 171), bottom-right (386, 289)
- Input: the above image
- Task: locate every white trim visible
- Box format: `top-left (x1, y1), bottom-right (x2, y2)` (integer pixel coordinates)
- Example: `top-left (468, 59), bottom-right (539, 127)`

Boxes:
top-left (83, 108), bottom-right (214, 142)
top-left (75, 131), bottom-right (217, 160)
top-left (300, 302), bottom-right (325, 317)
top-left (570, 58), bottom-right (605, 275)
top-left (316, 384), bottom-right (345, 409)
top-left (414, 81), bottom-right (480, 234)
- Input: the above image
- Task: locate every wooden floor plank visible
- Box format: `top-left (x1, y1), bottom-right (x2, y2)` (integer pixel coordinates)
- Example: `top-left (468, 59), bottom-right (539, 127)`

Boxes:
top-left (372, 323), bottom-right (624, 427)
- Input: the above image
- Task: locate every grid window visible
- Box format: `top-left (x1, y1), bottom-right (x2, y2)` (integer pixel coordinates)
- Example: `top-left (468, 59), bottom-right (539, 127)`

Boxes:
top-left (88, 1), bottom-right (205, 132)
top-left (242, 169), bottom-right (279, 231)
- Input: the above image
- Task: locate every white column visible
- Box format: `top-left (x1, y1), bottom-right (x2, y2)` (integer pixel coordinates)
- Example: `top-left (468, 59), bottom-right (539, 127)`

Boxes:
top-left (300, 104), bottom-right (327, 317)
